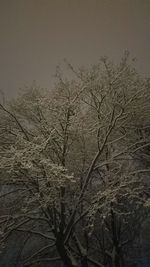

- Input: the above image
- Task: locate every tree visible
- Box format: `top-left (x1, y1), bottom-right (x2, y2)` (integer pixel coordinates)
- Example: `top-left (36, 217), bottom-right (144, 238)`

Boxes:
top-left (0, 52), bottom-right (150, 267)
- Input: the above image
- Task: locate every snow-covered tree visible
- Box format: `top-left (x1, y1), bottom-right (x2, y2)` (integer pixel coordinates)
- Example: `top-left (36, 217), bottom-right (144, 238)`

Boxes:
top-left (0, 53), bottom-right (150, 267)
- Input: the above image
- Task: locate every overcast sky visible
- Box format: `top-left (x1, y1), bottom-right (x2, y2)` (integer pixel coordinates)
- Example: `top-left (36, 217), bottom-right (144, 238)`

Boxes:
top-left (0, 0), bottom-right (150, 99)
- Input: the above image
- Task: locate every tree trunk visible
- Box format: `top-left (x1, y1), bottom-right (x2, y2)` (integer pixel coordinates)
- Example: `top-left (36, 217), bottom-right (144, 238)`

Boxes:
top-left (112, 247), bottom-right (120, 267)
top-left (56, 233), bottom-right (77, 267)
top-left (81, 256), bottom-right (88, 267)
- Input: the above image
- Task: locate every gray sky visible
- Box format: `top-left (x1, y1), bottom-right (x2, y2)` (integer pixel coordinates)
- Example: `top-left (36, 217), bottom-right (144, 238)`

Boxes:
top-left (0, 0), bottom-right (150, 99)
